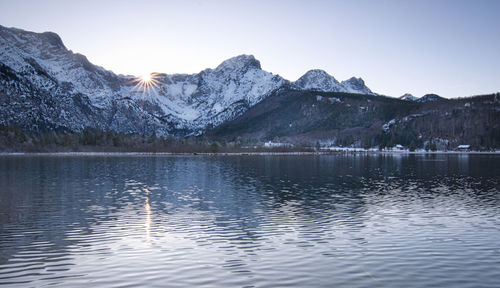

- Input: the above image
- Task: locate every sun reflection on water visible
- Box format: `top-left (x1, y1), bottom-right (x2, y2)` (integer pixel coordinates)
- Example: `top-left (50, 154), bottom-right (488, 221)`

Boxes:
top-left (144, 188), bottom-right (152, 244)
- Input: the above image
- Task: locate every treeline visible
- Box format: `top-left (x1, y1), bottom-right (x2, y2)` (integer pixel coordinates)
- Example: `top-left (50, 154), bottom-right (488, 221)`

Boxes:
top-left (0, 126), bottom-right (315, 153)
top-left (1, 124), bottom-right (497, 153)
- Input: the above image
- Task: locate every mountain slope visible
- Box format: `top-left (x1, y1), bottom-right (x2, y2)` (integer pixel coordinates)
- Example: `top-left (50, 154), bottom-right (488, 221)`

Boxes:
top-left (0, 25), bottom-right (162, 135)
top-left (3, 25), bottom-right (497, 151)
top-left (208, 89), bottom-right (500, 149)
top-left (0, 26), bottom-right (286, 136)
top-left (0, 25), bottom-right (379, 137)
top-left (208, 89), bottom-right (412, 142)
top-left (151, 55), bottom-right (286, 132)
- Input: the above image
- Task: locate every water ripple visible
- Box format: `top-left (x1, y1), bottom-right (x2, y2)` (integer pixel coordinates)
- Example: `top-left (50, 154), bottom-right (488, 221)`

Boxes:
top-left (0, 154), bottom-right (499, 287)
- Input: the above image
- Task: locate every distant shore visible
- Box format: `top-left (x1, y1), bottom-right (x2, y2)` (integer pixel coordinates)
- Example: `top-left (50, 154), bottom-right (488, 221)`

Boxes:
top-left (1, 150), bottom-right (499, 156)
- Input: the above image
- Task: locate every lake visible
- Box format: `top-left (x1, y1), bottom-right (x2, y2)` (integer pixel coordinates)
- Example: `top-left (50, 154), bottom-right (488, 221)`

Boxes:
top-left (0, 154), bottom-right (499, 287)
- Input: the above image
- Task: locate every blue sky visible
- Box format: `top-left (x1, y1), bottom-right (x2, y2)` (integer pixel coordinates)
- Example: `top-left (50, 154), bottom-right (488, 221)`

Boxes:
top-left (1, 0), bottom-right (499, 98)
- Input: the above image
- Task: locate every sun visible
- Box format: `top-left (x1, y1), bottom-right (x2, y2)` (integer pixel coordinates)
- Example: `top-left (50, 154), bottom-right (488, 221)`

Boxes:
top-left (127, 72), bottom-right (163, 100)
top-left (140, 73), bottom-right (152, 83)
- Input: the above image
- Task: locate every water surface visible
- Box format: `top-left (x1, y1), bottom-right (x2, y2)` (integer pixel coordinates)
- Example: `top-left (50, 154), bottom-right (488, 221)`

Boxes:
top-left (0, 154), bottom-right (499, 287)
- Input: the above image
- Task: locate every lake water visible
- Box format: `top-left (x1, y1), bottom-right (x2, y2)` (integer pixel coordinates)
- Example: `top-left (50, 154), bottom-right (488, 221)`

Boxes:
top-left (0, 154), bottom-right (499, 287)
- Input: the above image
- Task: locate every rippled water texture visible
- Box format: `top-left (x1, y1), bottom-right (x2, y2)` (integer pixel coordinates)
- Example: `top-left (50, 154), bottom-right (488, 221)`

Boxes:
top-left (0, 154), bottom-right (499, 287)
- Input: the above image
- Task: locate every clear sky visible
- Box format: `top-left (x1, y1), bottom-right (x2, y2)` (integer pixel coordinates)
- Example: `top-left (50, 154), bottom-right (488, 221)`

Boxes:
top-left (1, 0), bottom-right (499, 98)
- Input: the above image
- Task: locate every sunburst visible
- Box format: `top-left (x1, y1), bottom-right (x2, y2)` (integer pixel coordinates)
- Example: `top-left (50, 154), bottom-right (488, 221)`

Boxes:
top-left (125, 72), bottom-right (164, 106)
top-left (136, 72), bottom-right (161, 90)
top-left (123, 72), bottom-right (165, 136)
top-left (140, 73), bottom-right (152, 83)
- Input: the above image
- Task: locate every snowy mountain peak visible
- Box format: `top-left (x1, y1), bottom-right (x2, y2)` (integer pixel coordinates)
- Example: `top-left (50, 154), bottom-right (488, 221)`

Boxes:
top-left (340, 77), bottom-right (373, 94)
top-left (0, 25), bottom-right (67, 55)
top-left (399, 93), bottom-right (418, 101)
top-left (294, 70), bottom-right (374, 95)
top-left (0, 26), bottom-right (286, 136)
top-left (215, 54), bottom-right (261, 72)
top-left (299, 69), bottom-right (339, 82)
top-left (0, 25), bottom-right (380, 138)
top-left (342, 77), bottom-right (364, 86)
top-left (294, 69), bottom-right (341, 92)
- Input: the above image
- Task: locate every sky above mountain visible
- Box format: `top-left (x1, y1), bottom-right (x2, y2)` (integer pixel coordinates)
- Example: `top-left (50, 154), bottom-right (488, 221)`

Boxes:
top-left (1, 0), bottom-right (499, 98)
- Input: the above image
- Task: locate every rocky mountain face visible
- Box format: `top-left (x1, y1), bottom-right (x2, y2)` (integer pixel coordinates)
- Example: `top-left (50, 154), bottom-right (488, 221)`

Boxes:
top-left (150, 55), bottom-right (286, 133)
top-left (3, 25), bottom-right (494, 151)
top-left (0, 25), bottom-right (163, 136)
top-left (0, 25), bottom-right (374, 137)
top-left (293, 69), bottom-right (374, 94)
top-left (0, 25), bottom-right (288, 136)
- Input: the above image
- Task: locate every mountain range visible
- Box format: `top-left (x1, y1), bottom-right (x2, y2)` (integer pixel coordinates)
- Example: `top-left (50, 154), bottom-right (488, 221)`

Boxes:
top-left (1, 25), bottom-right (499, 150)
top-left (0, 25), bottom-right (375, 136)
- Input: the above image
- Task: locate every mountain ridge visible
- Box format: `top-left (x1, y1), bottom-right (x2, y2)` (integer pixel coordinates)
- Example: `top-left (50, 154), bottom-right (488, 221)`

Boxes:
top-left (1, 25), bottom-right (499, 151)
top-left (208, 88), bottom-right (499, 150)
top-left (0, 25), bottom-right (373, 137)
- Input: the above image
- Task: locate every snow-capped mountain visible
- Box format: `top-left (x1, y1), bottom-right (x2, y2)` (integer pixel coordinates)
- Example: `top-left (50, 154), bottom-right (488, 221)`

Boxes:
top-left (293, 69), bottom-right (374, 95)
top-left (398, 93), bottom-right (445, 102)
top-left (399, 93), bottom-right (418, 101)
top-left (0, 25), bottom-right (285, 136)
top-left (294, 70), bottom-right (343, 92)
top-left (150, 55), bottom-right (285, 132)
top-left (0, 25), bottom-right (127, 133)
top-left (340, 77), bottom-right (373, 95)
top-left (1, 25), bottom-right (378, 137)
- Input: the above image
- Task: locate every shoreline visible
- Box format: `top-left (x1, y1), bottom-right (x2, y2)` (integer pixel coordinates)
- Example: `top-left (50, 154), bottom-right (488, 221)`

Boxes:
top-left (1, 150), bottom-right (499, 156)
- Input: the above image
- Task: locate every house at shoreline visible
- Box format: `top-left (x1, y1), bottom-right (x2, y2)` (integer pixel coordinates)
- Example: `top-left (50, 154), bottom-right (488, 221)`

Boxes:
top-left (457, 144), bottom-right (471, 151)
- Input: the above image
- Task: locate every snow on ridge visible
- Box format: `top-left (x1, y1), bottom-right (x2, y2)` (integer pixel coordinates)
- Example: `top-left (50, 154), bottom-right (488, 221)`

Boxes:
top-left (0, 24), bottom-right (119, 108)
top-left (398, 93), bottom-right (445, 102)
top-left (399, 93), bottom-right (418, 101)
top-left (214, 54), bottom-right (261, 72)
top-left (293, 69), bottom-right (374, 95)
top-left (294, 69), bottom-right (342, 92)
top-left (340, 77), bottom-right (373, 95)
top-left (137, 56), bottom-right (285, 125)
top-left (1, 25), bottom-right (286, 133)
top-left (2, 25), bottom-right (384, 136)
